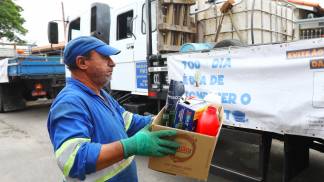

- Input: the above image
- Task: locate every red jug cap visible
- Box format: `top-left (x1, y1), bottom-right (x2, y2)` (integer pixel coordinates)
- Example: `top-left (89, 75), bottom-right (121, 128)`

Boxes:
top-left (207, 105), bottom-right (217, 113)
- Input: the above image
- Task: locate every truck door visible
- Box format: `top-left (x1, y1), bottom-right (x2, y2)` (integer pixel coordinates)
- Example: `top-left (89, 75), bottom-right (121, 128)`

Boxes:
top-left (133, 1), bottom-right (157, 95)
top-left (110, 3), bottom-right (137, 92)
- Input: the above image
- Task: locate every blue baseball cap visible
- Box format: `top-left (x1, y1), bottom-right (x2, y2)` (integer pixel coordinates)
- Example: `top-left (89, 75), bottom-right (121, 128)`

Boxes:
top-left (63, 36), bottom-right (120, 67)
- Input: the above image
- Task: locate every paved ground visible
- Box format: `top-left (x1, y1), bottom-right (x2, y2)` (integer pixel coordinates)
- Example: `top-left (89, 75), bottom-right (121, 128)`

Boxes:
top-left (0, 101), bottom-right (323, 182)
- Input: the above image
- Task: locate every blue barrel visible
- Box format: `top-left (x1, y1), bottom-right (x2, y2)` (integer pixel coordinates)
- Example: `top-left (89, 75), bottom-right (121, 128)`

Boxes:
top-left (179, 43), bottom-right (215, 53)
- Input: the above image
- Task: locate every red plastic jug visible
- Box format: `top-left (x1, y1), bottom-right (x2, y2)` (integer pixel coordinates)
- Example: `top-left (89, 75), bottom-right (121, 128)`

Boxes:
top-left (196, 105), bottom-right (220, 136)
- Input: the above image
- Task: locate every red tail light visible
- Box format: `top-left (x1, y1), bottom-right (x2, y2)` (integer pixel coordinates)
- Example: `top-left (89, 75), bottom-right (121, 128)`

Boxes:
top-left (35, 83), bottom-right (43, 91)
top-left (32, 83), bottom-right (46, 97)
top-left (148, 91), bottom-right (157, 97)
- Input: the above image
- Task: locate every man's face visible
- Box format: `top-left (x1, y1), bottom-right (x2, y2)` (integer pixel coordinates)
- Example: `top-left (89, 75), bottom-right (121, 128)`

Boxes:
top-left (85, 51), bottom-right (116, 88)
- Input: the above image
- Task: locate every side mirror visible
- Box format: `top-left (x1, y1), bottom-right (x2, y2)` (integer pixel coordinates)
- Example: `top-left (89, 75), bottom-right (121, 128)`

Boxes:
top-left (48, 21), bottom-right (59, 44)
top-left (90, 3), bottom-right (111, 44)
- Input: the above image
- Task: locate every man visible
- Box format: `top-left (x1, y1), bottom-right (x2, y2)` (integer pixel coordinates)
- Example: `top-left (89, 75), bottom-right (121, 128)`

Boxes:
top-left (47, 36), bottom-right (179, 182)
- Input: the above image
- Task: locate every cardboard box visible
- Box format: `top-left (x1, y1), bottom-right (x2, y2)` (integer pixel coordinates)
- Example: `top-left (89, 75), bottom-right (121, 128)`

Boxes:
top-left (148, 105), bottom-right (224, 181)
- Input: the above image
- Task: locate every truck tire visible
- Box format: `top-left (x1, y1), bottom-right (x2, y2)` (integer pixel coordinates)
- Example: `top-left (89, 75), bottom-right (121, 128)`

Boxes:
top-left (214, 39), bottom-right (245, 48)
top-left (0, 83), bottom-right (26, 112)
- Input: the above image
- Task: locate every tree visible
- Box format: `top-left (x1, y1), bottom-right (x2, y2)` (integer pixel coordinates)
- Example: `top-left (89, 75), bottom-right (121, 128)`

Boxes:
top-left (0, 0), bottom-right (27, 43)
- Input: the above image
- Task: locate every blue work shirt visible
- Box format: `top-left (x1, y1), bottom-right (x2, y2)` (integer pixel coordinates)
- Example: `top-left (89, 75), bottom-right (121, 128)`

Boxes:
top-left (47, 77), bottom-right (152, 181)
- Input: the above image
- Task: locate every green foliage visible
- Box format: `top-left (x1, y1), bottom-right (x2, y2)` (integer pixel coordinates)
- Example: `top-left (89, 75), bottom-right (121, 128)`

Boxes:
top-left (0, 0), bottom-right (28, 43)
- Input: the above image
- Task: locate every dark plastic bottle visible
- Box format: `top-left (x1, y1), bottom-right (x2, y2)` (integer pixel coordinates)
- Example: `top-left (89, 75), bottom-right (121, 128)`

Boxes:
top-left (196, 105), bottom-right (220, 136)
top-left (162, 80), bottom-right (185, 127)
top-left (165, 80), bottom-right (185, 111)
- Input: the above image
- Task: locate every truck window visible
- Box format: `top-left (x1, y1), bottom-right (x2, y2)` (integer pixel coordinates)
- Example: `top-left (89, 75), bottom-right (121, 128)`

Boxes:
top-left (68, 18), bottom-right (81, 41)
top-left (117, 10), bottom-right (134, 40)
top-left (141, 0), bottom-right (157, 34)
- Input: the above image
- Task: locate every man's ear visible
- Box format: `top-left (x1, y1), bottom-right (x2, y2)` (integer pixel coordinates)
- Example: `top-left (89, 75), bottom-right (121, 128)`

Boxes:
top-left (75, 56), bottom-right (88, 70)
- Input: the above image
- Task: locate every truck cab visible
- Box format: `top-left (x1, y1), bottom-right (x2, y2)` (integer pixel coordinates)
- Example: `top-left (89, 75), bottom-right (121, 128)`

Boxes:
top-left (65, 0), bottom-right (157, 96)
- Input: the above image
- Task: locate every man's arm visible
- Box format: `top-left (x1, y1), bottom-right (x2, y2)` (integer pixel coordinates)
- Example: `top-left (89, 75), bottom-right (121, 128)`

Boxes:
top-left (96, 126), bottom-right (180, 171)
top-left (96, 142), bottom-right (124, 171)
top-left (106, 94), bottom-right (152, 135)
top-left (48, 101), bottom-right (101, 180)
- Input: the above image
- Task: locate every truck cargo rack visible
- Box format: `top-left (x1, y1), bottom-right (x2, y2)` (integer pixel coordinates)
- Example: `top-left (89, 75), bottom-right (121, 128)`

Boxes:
top-left (7, 56), bottom-right (65, 78)
top-left (296, 16), bottom-right (324, 39)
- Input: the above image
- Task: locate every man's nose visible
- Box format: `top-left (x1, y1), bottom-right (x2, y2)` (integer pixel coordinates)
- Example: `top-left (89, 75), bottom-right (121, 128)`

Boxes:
top-left (108, 57), bottom-right (116, 67)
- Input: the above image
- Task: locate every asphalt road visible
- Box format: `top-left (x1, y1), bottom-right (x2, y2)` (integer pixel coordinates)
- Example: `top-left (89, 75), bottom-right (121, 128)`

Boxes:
top-left (0, 101), bottom-right (323, 182)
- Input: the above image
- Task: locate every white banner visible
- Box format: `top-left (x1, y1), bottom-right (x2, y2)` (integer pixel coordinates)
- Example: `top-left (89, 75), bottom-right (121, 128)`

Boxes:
top-left (168, 39), bottom-right (324, 139)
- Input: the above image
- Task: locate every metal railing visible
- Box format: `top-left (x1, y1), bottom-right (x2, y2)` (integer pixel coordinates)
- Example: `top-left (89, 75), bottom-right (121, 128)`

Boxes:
top-left (297, 16), bottom-right (324, 40)
top-left (0, 42), bottom-right (36, 58)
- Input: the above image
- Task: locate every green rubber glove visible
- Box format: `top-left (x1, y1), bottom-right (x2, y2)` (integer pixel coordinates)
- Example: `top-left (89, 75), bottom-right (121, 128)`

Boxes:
top-left (121, 125), bottom-right (179, 158)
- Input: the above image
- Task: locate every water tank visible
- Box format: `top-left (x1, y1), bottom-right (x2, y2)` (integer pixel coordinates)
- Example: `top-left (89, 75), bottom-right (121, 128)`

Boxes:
top-left (179, 43), bottom-right (215, 53)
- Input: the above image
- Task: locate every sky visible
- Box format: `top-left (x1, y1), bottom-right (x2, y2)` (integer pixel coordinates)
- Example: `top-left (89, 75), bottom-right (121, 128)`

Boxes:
top-left (15, 0), bottom-right (118, 46)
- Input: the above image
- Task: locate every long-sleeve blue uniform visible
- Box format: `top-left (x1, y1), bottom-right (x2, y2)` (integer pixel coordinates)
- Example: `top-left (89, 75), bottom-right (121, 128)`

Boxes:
top-left (47, 78), bottom-right (152, 182)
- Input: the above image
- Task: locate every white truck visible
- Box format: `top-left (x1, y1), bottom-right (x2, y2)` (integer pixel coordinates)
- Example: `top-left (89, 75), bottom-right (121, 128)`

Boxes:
top-left (48, 0), bottom-right (324, 181)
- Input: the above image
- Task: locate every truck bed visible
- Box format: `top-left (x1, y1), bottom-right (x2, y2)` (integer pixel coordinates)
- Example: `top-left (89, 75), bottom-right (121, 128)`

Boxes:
top-left (8, 56), bottom-right (65, 77)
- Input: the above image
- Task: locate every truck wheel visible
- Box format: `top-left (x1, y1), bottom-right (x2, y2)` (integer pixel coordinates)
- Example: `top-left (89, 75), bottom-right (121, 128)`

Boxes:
top-left (0, 83), bottom-right (26, 112)
top-left (214, 39), bottom-right (245, 48)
